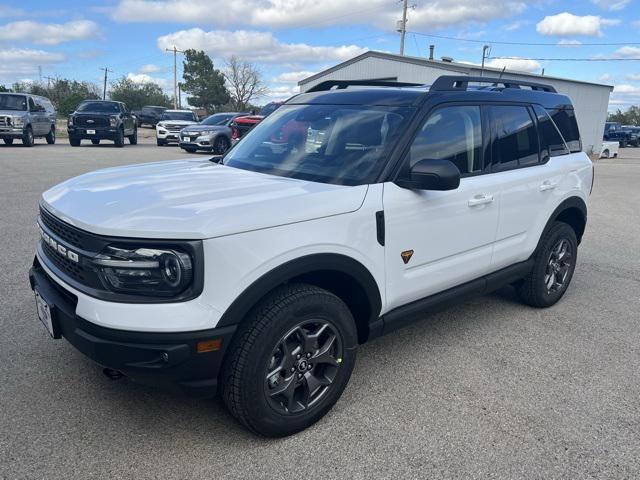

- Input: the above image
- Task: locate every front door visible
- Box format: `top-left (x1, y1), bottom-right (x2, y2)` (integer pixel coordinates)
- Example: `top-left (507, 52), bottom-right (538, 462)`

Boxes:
top-left (383, 105), bottom-right (501, 312)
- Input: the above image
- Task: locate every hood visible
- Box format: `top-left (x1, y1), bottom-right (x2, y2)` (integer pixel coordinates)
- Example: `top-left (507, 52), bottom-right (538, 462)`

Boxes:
top-left (158, 120), bottom-right (197, 127)
top-left (41, 159), bottom-right (368, 239)
top-left (182, 124), bottom-right (227, 133)
top-left (0, 109), bottom-right (27, 117)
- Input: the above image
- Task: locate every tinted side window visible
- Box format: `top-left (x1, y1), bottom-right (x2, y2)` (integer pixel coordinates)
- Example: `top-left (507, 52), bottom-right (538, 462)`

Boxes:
top-left (409, 105), bottom-right (483, 176)
top-left (489, 105), bottom-right (539, 170)
top-left (533, 105), bottom-right (569, 158)
top-left (28, 97), bottom-right (37, 112)
top-left (548, 108), bottom-right (581, 153)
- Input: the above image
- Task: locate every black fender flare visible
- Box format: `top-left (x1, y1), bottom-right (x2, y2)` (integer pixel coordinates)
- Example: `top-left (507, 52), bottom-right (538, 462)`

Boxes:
top-left (216, 253), bottom-right (382, 329)
top-left (535, 196), bottom-right (587, 252)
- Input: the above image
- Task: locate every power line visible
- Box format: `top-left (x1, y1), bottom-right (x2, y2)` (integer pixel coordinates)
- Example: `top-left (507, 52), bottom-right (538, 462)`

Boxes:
top-left (489, 56), bottom-right (640, 61)
top-left (408, 30), bottom-right (640, 46)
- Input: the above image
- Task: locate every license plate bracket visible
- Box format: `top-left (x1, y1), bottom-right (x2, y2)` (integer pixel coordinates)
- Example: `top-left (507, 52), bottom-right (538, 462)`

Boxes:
top-left (34, 290), bottom-right (60, 339)
top-left (86, 129), bottom-right (96, 135)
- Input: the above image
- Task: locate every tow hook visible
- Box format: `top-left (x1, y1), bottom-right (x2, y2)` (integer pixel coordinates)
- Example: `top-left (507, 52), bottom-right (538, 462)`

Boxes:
top-left (103, 368), bottom-right (124, 380)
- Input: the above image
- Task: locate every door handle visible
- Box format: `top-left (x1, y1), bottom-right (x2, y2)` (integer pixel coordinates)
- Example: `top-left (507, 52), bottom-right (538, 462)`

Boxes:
top-left (539, 181), bottom-right (557, 192)
top-left (468, 194), bottom-right (494, 207)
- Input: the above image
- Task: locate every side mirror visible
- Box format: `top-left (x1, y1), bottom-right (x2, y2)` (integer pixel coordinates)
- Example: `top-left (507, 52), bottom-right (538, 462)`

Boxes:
top-left (396, 159), bottom-right (461, 191)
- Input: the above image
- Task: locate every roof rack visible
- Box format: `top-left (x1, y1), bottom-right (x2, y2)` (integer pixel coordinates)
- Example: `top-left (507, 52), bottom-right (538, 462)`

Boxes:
top-left (307, 79), bottom-right (424, 92)
top-left (430, 75), bottom-right (557, 93)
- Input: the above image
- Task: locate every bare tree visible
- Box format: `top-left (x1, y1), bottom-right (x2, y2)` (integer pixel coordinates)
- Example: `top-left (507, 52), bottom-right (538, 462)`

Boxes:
top-left (224, 56), bottom-right (268, 111)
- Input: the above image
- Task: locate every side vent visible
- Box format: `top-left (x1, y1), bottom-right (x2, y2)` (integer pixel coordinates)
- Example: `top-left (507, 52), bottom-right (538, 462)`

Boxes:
top-left (376, 211), bottom-right (385, 246)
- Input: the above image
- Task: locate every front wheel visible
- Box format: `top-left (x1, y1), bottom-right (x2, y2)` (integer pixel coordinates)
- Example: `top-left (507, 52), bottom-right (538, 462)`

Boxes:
top-left (22, 127), bottom-right (34, 147)
top-left (128, 128), bottom-right (138, 145)
top-left (156, 138), bottom-right (165, 147)
top-left (3, 138), bottom-right (14, 145)
top-left (46, 127), bottom-right (56, 144)
top-left (69, 137), bottom-right (81, 146)
top-left (220, 284), bottom-right (358, 437)
top-left (213, 135), bottom-right (231, 154)
top-left (114, 128), bottom-right (125, 148)
top-left (518, 222), bottom-right (577, 308)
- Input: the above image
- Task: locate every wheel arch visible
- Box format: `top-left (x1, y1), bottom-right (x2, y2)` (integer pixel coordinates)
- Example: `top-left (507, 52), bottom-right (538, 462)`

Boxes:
top-left (216, 253), bottom-right (382, 344)
top-left (537, 196), bottom-right (587, 250)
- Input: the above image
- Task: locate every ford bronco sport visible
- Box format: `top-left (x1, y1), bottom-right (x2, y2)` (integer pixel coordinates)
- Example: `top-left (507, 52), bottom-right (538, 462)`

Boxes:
top-left (29, 76), bottom-right (592, 437)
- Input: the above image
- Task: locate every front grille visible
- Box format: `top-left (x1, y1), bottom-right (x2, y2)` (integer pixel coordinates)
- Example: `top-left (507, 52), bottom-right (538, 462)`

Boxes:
top-left (40, 208), bottom-right (82, 248)
top-left (42, 239), bottom-right (86, 282)
top-left (167, 125), bottom-right (185, 133)
top-left (75, 116), bottom-right (109, 128)
top-left (0, 116), bottom-right (10, 127)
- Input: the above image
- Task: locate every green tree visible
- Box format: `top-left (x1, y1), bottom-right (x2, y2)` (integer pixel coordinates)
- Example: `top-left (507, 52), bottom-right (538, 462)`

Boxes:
top-left (109, 77), bottom-right (172, 110)
top-left (182, 49), bottom-right (229, 112)
top-left (0, 85), bottom-right (10, 92)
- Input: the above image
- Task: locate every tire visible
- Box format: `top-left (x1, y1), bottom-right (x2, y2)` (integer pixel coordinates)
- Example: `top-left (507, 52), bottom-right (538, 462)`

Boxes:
top-left (114, 128), bottom-right (125, 148)
top-left (602, 149), bottom-right (609, 159)
top-left (220, 284), bottom-right (358, 437)
top-left (213, 135), bottom-right (231, 155)
top-left (3, 138), bottom-right (13, 145)
top-left (91, 139), bottom-right (100, 145)
top-left (45, 127), bottom-right (56, 145)
top-left (620, 139), bottom-right (627, 148)
top-left (69, 137), bottom-right (81, 147)
top-left (518, 222), bottom-right (578, 308)
top-left (156, 138), bottom-right (165, 147)
top-left (22, 126), bottom-right (34, 147)
top-left (128, 127), bottom-right (138, 145)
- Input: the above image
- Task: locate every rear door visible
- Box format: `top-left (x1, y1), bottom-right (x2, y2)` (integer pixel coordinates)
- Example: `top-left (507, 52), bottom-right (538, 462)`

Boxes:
top-left (383, 104), bottom-right (502, 311)
top-left (487, 104), bottom-right (569, 270)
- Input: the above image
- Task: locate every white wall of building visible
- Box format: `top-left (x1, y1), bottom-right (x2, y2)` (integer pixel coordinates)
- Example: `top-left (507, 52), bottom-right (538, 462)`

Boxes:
top-left (300, 53), bottom-right (612, 154)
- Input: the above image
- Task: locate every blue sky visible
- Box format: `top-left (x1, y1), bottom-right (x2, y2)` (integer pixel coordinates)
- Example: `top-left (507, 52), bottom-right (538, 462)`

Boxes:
top-left (1, 0), bottom-right (639, 110)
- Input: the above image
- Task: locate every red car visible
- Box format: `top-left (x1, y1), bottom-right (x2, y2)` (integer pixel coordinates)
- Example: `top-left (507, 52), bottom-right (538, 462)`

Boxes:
top-left (230, 102), bottom-right (282, 141)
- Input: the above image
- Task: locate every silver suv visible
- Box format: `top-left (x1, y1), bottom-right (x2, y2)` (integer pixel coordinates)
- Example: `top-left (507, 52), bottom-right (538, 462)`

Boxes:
top-left (0, 93), bottom-right (57, 147)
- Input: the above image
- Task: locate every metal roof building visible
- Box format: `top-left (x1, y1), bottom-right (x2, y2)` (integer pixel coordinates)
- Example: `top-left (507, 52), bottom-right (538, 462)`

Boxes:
top-left (299, 51), bottom-right (613, 154)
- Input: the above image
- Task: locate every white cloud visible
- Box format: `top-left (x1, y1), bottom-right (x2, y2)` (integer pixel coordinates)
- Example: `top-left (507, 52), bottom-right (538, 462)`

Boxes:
top-left (625, 73), bottom-right (640, 81)
top-left (272, 71), bottom-right (316, 83)
top-left (264, 85), bottom-right (300, 101)
top-left (591, 0), bottom-right (630, 11)
top-left (599, 73), bottom-right (613, 83)
top-left (139, 64), bottom-right (162, 73)
top-left (613, 46), bottom-right (640, 58)
top-left (0, 20), bottom-right (99, 45)
top-left (485, 57), bottom-right (542, 73)
top-left (113, 0), bottom-right (529, 31)
top-left (0, 48), bottom-right (65, 81)
top-left (504, 20), bottom-right (528, 31)
top-left (127, 72), bottom-right (168, 88)
top-left (156, 29), bottom-right (367, 64)
top-left (536, 12), bottom-right (619, 37)
top-left (612, 84), bottom-right (640, 94)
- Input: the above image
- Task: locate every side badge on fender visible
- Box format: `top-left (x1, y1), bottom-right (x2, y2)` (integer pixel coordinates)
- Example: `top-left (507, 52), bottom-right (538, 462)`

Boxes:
top-left (401, 250), bottom-right (414, 264)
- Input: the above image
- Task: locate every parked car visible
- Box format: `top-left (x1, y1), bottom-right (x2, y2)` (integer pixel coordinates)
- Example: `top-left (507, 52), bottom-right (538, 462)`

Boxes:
top-left (0, 92), bottom-right (56, 147)
top-left (179, 112), bottom-right (248, 153)
top-left (29, 76), bottom-right (592, 437)
top-left (604, 121), bottom-right (638, 147)
top-left (133, 105), bottom-right (167, 128)
top-left (600, 140), bottom-right (619, 159)
top-left (68, 100), bottom-right (137, 147)
top-left (156, 110), bottom-right (199, 146)
top-left (230, 101), bottom-right (282, 141)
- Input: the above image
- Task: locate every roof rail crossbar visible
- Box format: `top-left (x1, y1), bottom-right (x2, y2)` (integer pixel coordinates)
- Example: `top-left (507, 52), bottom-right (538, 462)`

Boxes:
top-left (307, 79), bottom-right (424, 92)
top-left (430, 75), bottom-right (557, 93)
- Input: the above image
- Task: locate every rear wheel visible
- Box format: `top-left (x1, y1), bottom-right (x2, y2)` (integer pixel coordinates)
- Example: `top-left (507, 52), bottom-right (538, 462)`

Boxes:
top-left (22, 126), bottom-right (34, 147)
top-left (91, 139), bottom-right (100, 145)
top-left (45, 127), bottom-right (56, 144)
top-left (620, 139), bottom-right (627, 148)
top-left (518, 222), bottom-right (577, 308)
top-left (3, 138), bottom-right (13, 145)
top-left (220, 284), bottom-right (357, 437)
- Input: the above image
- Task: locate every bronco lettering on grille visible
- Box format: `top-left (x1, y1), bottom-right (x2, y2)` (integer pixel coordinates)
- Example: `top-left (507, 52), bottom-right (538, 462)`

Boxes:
top-left (39, 226), bottom-right (79, 263)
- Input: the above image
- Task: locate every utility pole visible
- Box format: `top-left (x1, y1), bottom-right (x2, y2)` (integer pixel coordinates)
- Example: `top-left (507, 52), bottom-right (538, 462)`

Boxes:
top-left (177, 83), bottom-right (182, 109)
top-left (99, 67), bottom-right (113, 100)
top-left (480, 45), bottom-right (490, 78)
top-left (166, 46), bottom-right (185, 109)
top-left (399, 0), bottom-right (408, 55)
top-left (43, 75), bottom-right (55, 90)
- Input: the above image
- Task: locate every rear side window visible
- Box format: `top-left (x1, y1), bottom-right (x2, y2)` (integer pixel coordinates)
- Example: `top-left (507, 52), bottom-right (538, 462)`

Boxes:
top-left (409, 105), bottom-right (483, 176)
top-left (489, 105), bottom-right (539, 170)
top-left (548, 108), bottom-right (581, 153)
top-left (533, 105), bottom-right (569, 158)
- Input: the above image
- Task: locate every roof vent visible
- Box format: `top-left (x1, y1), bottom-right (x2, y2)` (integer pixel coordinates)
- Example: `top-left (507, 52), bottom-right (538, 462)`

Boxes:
top-left (441, 56), bottom-right (454, 63)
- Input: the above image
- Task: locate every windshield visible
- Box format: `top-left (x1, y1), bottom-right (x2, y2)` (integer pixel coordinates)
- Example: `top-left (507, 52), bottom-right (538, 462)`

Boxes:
top-left (223, 104), bottom-right (412, 186)
top-left (0, 94), bottom-right (27, 111)
top-left (259, 102), bottom-right (280, 117)
top-left (142, 107), bottom-right (165, 114)
top-left (77, 102), bottom-right (120, 113)
top-left (201, 113), bottom-right (234, 126)
top-left (161, 111), bottom-right (195, 121)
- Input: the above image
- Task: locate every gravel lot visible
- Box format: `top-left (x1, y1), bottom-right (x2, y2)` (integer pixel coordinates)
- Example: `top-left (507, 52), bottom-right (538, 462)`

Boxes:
top-left (1, 138), bottom-right (639, 479)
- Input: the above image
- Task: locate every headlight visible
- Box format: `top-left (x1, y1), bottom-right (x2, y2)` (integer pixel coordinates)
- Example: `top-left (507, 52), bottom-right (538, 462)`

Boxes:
top-left (157, 122), bottom-right (165, 128)
top-left (109, 116), bottom-right (118, 127)
top-left (13, 116), bottom-right (25, 127)
top-left (68, 116), bottom-right (74, 126)
top-left (200, 130), bottom-right (214, 135)
top-left (92, 246), bottom-right (193, 297)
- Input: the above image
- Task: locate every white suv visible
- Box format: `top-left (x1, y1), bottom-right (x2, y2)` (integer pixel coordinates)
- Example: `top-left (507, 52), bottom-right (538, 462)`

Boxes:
top-left (155, 109), bottom-right (198, 146)
top-left (29, 77), bottom-right (593, 437)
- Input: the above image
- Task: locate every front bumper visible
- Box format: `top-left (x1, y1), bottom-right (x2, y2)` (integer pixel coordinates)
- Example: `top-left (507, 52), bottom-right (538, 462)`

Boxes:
top-left (0, 127), bottom-right (25, 138)
top-left (157, 130), bottom-right (183, 143)
top-left (29, 257), bottom-right (236, 398)
top-left (179, 137), bottom-right (213, 151)
top-left (68, 126), bottom-right (119, 140)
